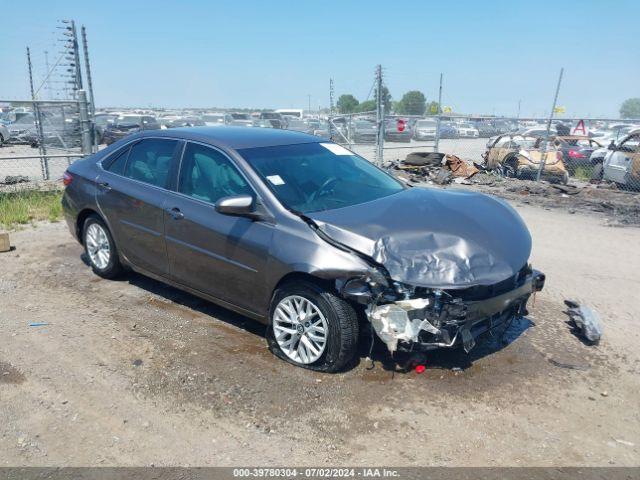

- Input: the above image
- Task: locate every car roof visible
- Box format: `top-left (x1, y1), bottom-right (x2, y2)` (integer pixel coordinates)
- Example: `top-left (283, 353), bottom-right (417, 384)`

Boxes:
top-left (138, 126), bottom-right (320, 149)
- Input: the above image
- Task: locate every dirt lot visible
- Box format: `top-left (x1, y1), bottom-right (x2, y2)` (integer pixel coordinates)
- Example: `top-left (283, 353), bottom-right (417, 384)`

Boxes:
top-left (1, 202), bottom-right (639, 467)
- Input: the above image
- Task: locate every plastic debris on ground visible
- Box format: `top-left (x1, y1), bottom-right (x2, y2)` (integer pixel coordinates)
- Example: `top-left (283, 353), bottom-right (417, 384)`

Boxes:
top-left (564, 299), bottom-right (603, 344)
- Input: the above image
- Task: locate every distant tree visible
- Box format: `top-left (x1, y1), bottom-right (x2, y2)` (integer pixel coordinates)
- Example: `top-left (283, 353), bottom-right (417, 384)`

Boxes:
top-left (376, 85), bottom-right (392, 113)
top-left (356, 99), bottom-right (377, 113)
top-left (620, 98), bottom-right (640, 119)
top-left (396, 91), bottom-right (427, 115)
top-left (337, 94), bottom-right (359, 114)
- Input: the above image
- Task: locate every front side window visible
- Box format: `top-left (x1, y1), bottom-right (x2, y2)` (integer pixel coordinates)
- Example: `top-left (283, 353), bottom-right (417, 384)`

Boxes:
top-left (239, 142), bottom-right (404, 214)
top-left (123, 139), bottom-right (178, 188)
top-left (178, 143), bottom-right (253, 204)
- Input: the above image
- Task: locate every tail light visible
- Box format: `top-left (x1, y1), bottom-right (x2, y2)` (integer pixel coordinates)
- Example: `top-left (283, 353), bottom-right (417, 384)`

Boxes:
top-left (568, 149), bottom-right (586, 159)
top-left (62, 171), bottom-right (73, 186)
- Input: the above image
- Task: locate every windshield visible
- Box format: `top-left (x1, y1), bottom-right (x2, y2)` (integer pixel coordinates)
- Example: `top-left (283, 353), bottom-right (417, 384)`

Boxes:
top-left (239, 142), bottom-right (404, 213)
top-left (416, 120), bottom-right (436, 127)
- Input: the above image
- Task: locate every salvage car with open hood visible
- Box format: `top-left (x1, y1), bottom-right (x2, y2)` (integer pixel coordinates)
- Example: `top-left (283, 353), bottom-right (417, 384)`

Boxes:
top-left (62, 127), bottom-right (544, 372)
top-left (484, 133), bottom-right (568, 183)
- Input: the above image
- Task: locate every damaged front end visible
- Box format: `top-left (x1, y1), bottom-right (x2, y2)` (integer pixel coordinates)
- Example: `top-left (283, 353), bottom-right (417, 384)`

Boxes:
top-left (342, 264), bottom-right (545, 353)
top-left (305, 187), bottom-right (547, 355)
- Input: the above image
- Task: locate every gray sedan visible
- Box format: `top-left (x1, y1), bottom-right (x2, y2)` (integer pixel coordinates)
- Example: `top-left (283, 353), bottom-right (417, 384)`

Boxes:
top-left (62, 127), bottom-right (544, 371)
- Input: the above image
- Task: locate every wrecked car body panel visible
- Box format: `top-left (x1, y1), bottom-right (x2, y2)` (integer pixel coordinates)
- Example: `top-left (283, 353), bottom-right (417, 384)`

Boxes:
top-left (308, 187), bottom-right (532, 289)
top-left (366, 269), bottom-right (544, 353)
top-left (307, 186), bottom-right (544, 353)
top-left (483, 133), bottom-right (568, 181)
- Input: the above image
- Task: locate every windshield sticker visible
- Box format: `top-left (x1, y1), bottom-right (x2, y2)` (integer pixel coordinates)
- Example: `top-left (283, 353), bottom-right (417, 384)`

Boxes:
top-left (320, 143), bottom-right (352, 156)
top-left (266, 175), bottom-right (285, 186)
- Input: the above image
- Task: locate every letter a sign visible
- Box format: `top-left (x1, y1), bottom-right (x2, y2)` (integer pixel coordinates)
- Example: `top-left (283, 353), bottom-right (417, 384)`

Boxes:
top-left (572, 119), bottom-right (587, 136)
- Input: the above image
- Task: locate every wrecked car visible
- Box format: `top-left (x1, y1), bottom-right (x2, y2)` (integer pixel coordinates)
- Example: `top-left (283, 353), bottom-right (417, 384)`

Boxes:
top-left (600, 130), bottom-right (640, 190)
top-left (483, 133), bottom-right (568, 183)
top-left (62, 127), bottom-right (544, 372)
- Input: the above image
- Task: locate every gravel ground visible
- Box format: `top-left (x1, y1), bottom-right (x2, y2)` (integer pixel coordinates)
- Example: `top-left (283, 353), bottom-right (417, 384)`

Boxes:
top-left (1, 201), bottom-right (639, 467)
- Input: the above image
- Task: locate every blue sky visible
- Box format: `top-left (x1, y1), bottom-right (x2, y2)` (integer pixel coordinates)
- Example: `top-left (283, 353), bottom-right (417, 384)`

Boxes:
top-left (2, 0), bottom-right (638, 117)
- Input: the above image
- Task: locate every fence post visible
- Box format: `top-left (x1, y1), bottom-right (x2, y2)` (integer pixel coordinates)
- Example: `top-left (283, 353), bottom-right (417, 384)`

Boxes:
top-left (328, 78), bottom-right (335, 140)
top-left (375, 65), bottom-right (384, 165)
top-left (78, 90), bottom-right (92, 156)
top-left (536, 68), bottom-right (564, 181)
top-left (434, 73), bottom-right (443, 153)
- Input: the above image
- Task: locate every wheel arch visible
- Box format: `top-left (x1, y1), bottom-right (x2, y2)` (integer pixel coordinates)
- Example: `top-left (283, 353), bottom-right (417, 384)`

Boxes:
top-left (75, 208), bottom-right (102, 244)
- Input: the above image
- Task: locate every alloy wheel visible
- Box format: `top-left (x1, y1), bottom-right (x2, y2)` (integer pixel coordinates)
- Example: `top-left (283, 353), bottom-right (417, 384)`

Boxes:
top-left (273, 295), bottom-right (328, 364)
top-left (85, 223), bottom-right (111, 270)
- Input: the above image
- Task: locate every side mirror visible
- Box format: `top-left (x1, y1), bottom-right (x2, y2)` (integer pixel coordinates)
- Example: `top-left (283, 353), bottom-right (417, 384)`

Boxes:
top-left (215, 194), bottom-right (258, 219)
top-left (608, 141), bottom-right (616, 150)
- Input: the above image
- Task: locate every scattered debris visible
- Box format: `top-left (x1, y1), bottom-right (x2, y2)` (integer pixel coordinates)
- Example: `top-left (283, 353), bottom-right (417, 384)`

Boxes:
top-left (415, 365), bottom-right (426, 374)
top-left (3, 175), bottom-right (30, 185)
top-left (564, 300), bottom-right (603, 344)
top-left (612, 438), bottom-right (635, 447)
top-left (132, 359), bottom-right (143, 367)
top-left (393, 152), bottom-right (479, 185)
top-left (29, 322), bottom-right (49, 327)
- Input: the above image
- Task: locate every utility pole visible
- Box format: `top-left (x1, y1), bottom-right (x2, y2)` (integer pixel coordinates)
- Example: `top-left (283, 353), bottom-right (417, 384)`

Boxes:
top-left (71, 21), bottom-right (83, 96)
top-left (328, 78), bottom-right (335, 139)
top-left (27, 47), bottom-right (49, 180)
top-left (307, 94), bottom-right (311, 116)
top-left (81, 25), bottom-right (97, 151)
top-left (44, 50), bottom-right (52, 100)
top-left (374, 65), bottom-right (385, 165)
top-left (434, 73), bottom-right (443, 153)
top-left (536, 68), bottom-right (564, 182)
top-left (517, 99), bottom-right (521, 119)
top-left (78, 90), bottom-right (92, 155)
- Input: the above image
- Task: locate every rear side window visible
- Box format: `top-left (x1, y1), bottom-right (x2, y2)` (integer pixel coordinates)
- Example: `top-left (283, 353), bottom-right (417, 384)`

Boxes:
top-left (105, 147), bottom-right (130, 175)
top-left (124, 139), bottom-right (179, 188)
top-left (178, 143), bottom-right (253, 204)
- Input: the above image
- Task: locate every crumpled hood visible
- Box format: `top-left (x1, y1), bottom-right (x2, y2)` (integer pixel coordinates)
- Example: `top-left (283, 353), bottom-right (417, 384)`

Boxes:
top-left (308, 187), bottom-right (532, 289)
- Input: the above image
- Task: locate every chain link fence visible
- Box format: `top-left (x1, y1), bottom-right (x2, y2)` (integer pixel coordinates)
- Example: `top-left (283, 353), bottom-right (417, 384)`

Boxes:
top-left (1, 96), bottom-right (92, 190)
top-left (329, 112), bottom-right (640, 191)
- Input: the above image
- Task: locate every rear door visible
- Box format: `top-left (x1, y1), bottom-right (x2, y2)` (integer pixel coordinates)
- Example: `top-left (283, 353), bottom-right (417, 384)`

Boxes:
top-left (164, 142), bottom-right (273, 313)
top-left (96, 137), bottom-right (181, 276)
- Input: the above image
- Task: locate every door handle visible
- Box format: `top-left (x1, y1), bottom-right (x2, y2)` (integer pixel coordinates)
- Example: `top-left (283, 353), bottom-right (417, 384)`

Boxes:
top-left (167, 207), bottom-right (184, 220)
top-left (97, 181), bottom-right (112, 191)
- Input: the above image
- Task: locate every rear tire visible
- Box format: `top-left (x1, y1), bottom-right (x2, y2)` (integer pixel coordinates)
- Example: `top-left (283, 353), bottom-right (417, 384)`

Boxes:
top-left (82, 215), bottom-right (123, 279)
top-left (267, 280), bottom-right (359, 372)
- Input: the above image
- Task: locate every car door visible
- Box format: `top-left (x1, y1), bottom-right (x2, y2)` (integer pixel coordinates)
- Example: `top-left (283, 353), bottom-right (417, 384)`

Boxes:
top-left (96, 137), bottom-right (181, 277)
top-left (164, 141), bottom-right (273, 314)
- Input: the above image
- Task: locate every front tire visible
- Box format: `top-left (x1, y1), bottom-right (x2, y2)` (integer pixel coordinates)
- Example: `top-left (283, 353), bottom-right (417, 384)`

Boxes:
top-left (83, 215), bottom-right (123, 279)
top-left (267, 280), bottom-right (359, 372)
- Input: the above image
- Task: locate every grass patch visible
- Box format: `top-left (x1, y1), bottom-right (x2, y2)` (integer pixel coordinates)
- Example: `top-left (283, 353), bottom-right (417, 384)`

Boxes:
top-left (573, 165), bottom-right (594, 182)
top-left (0, 190), bottom-right (64, 229)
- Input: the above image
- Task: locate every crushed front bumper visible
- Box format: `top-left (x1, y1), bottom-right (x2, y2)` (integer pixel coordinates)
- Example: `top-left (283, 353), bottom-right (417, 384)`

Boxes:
top-left (365, 270), bottom-right (545, 353)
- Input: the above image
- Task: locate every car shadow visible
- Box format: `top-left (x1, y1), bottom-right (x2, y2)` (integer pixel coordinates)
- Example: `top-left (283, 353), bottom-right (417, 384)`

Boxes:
top-left (104, 266), bottom-right (270, 340)
top-left (89, 259), bottom-right (535, 375)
